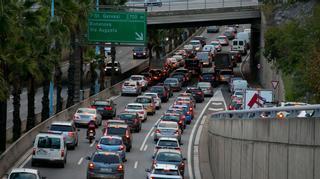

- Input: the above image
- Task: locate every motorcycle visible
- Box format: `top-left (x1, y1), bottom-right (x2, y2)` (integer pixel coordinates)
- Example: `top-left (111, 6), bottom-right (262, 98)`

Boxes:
top-left (87, 129), bottom-right (95, 143)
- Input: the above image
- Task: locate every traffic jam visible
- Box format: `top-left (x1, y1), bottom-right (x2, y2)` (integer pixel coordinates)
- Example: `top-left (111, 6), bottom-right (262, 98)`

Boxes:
top-left (6, 25), bottom-right (251, 179)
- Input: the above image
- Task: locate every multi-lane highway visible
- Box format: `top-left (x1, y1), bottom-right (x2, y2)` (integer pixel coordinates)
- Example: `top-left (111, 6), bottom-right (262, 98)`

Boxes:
top-left (10, 25), bottom-right (250, 179)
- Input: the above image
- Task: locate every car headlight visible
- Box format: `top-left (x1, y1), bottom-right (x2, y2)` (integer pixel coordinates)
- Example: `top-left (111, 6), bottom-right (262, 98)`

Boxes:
top-left (115, 68), bottom-right (119, 71)
top-left (143, 53), bottom-right (146, 55)
top-left (133, 53), bottom-right (136, 55)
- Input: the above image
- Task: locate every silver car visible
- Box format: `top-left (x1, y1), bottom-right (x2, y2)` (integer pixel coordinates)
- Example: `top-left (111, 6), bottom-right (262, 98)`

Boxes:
top-left (48, 121), bottom-right (79, 149)
top-left (154, 121), bottom-right (181, 143)
top-left (164, 78), bottom-right (182, 92)
top-left (73, 108), bottom-right (102, 127)
top-left (121, 80), bottom-right (142, 96)
top-left (197, 82), bottom-right (213, 97)
top-left (144, 92), bottom-right (162, 109)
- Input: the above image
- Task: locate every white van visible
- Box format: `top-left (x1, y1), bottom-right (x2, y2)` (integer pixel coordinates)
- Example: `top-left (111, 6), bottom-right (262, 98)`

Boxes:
top-left (237, 32), bottom-right (250, 48)
top-left (231, 39), bottom-right (247, 54)
top-left (31, 132), bottom-right (67, 168)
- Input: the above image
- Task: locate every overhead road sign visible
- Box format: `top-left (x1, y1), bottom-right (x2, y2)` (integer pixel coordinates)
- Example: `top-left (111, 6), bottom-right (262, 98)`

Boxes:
top-left (88, 11), bottom-right (147, 44)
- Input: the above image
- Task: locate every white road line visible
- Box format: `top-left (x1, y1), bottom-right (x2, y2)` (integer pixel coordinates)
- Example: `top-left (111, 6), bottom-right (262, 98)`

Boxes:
top-left (78, 157), bottom-right (84, 165)
top-left (140, 118), bottom-right (161, 151)
top-left (110, 95), bottom-right (121, 100)
top-left (143, 145), bottom-right (148, 151)
top-left (208, 107), bottom-right (225, 111)
top-left (134, 161), bottom-right (138, 169)
top-left (90, 141), bottom-right (95, 147)
top-left (211, 102), bottom-right (223, 105)
top-left (150, 132), bottom-right (154, 137)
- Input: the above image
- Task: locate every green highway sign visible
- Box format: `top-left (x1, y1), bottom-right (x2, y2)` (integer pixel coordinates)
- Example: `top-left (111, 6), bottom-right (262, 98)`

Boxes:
top-left (88, 11), bottom-right (147, 44)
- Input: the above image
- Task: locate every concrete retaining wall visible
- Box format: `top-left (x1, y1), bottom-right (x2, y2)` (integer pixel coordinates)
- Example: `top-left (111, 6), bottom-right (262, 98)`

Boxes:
top-left (208, 117), bottom-right (320, 179)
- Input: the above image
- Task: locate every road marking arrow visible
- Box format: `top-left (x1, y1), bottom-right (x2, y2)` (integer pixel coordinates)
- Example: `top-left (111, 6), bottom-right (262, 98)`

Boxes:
top-left (135, 32), bottom-right (144, 41)
top-left (211, 102), bottom-right (223, 105)
top-left (208, 107), bottom-right (225, 111)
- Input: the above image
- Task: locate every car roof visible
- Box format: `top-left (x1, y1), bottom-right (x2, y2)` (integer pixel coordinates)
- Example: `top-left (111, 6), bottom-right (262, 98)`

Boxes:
top-left (156, 148), bottom-right (182, 154)
top-left (106, 120), bottom-right (126, 124)
top-left (158, 121), bottom-right (178, 125)
top-left (37, 132), bottom-right (63, 138)
top-left (107, 123), bottom-right (128, 128)
top-left (51, 121), bottom-right (73, 126)
top-left (94, 151), bottom-right (120, 156)
top-left (100, 135), bottom-right (122, 140)
top-left (154, 163), bottom-right (179, 170)
top-left (144, 92), bottom-right (158, 95)
top-left (10, 168), bottom-right (39, 174)
top-left (137, 95), bottom-right (152, 99)
top-left (131, 75), bottom-right (143, 78)
top-left (127, 103), bottom-right (143, 106)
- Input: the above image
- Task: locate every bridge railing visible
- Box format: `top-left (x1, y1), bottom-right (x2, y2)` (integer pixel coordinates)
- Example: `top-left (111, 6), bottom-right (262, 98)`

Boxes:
top-left (211, 104), bottom-right (320, 119)
top-left (127, 0), bottom-right (259, 12)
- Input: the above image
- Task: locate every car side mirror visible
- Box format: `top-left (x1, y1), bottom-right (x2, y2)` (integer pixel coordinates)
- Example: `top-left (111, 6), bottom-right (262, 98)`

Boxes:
top-left (85, 156), bottom-right (91, 160)
top-left (145, 169), bottom-right (151, 173)
top-left (183, 157), bottom-right (187, 161)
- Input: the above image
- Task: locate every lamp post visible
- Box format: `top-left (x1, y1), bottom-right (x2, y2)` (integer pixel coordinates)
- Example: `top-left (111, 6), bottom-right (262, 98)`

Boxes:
top-left (49, 0), bottom-right (54, 116)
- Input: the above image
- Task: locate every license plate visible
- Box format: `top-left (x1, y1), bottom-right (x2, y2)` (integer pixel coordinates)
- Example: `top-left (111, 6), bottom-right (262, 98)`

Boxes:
top-left (89, 133), bottom-right (94, 136)
top-left (100, 168), bottom-right (112, 172)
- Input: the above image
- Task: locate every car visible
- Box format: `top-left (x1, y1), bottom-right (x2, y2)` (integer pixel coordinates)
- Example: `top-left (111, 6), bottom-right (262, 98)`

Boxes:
top-left (135, 95), bottom-right (156, 115)
top-left (174, 49), bottom-right (187, 58)
top-left (172, 55), bottom-right (185, 67)
top-left (229, 50), bottom-right (242, 63)
top-left (141, 72), bottom-right (152, 86)
top-left (228, 100), bottom-right (243, 110)
top-left (173, 68), bottom-right (191, 81)
top-left (223, 30), bottom-right (236, 40)
top-left (31, 132), bottom-right (67, 168)
top-left (199, 72), bottom-right (218, 87)
top-left (161, 113), bottom-right (186, 131)
top-left (231, 39), bottom-right (247, 55)
top-left (91, 99), bottom-right (116, 119)
top-left (48, 121), bottom-right (79, 149)
top-left (189, 40), bottom-right (202, 51)
top-left (184, 58), bottom-right (202, 75)
top-left (185, 87), bottom-right (204, 103)
top-left (164, 78), bottom-right (182, 92)
top-left (121, 81), bottom-right (142, 96)
top-left (166, 57), bottom-right (179, 69)
top-left (210, 40), bottom-right (222, 52)
top-left (154, 121), bottom-right (182, 143)
top-left (144, 92), bottom-right (162, 109)
top-left (196, 51), bottom-right (212, 67)
top-left (193, 36), bottom-right (207, 47)
top-left (124, 103), bottom-right (147, 121)
top-left (217, 35), bottom-right (229, 46)
top-left (152, 149), bottom-right (186, 176)
top-left (103, 120), bottom-right (126, 128)
top-left (96, 136), bottom-right (127, 162)
top-left (149, 69), bottom-right (164, 82)
top-left (86, 151), bottom-right (124, 179)
top-left (129, 75), bottom-right (148, 90)
top-left (146, 164), bottom-right (183, 179)
top-left (133, 46), bottom-right (149, 59)
top-left (116, 112), bottom-right (142, 132)
top-left (7, 168), bottom-right (46, 179)
top-left (144, 0), bottom-right (162, 7)
top-left (231, 90), bottom-right (244, 99)
top-left (103, 123), bottom-right (132, 152)
top-left (150, 86), bottom-right (170, 102)
top-left (197, 82), bottom-right (214, 97)
top-left (218, 69), bottom-right (234, 83)
top-left (73, 108), bottom-right (102, 127)
top-left (202, 45), bottom-right (217, 58)
top-left (207, 26), bottom-right (220, 33)
top-left (170, 73), bottom-right (187, 87)
top-left (172, 103), bottom-right (193, 123)
top-left (154, 137), bottom-right (181, 154)
top-left (104, 61), bottom-right (121, 75)
top-left (175, 95), bottom-right (196, 108)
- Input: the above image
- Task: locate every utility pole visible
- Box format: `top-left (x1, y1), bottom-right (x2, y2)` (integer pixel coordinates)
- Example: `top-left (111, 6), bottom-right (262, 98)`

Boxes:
top-left (110, 44), bottom-right (116, 86)
top-left (49, 0), bottom-right (55, 116)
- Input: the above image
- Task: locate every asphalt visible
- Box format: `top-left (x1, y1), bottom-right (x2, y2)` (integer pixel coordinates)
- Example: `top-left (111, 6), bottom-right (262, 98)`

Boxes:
top-left (12, 24), bottom-right (250, 179)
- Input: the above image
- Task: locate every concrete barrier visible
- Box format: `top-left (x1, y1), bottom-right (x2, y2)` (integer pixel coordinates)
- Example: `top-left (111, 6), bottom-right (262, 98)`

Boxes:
top-left (208, 116), bottom-right (320, 179)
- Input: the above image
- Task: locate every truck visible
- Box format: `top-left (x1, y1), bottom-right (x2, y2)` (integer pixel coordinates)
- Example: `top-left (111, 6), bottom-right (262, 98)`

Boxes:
top-left (243, 89), bottom-right (273, 110)
top-left (214, 52), bottom-right (233, 72)
top-left (184, 58), bottom-right (202, 75)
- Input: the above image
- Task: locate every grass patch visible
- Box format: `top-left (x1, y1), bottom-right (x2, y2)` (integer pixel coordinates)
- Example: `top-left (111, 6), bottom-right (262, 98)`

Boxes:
top-left (282, 74), bottom-right (295, 101)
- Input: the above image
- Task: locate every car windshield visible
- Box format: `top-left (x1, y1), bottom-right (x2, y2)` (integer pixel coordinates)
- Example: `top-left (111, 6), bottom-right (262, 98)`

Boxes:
top-left (133, 47), bottom-right (144, 51)
top-left (197, 83), bottom-right (211, 88)
top-left (119, 114), bottom-right (136, 120)
top-left (190, 41), bottom-right (200, 45)
top-left (77, 108), bottom-right (95, 114)
top-left (144, 93), bottom-right (157, 98)
top-left (130, 76), bottom-right (142, 81)
top-left (135, 98), bottom-right (151, 103)
top-left (158, 140), bottom-right (179, 148)
top-left (220, 71), bottom-right (233, 75)
top-left (38, 137), bottom-right (61, 149)
top-left (158, 122), bottom-right (177, 128)
top-left (165, 79), bottom-right (177, 83)
top-left (100, 138), bottom-right (122, 145)
top-left (153, 169), bottom-right (179, 175)
top-left (93, 154), bottom-right (120, 164)
top-left (126, 105), bottom-right (142, 110)
top-left (106, 62), bottom-right (119, 67)
top-left (49, 125), bottom-right (73, 132)
top-left (156, 152), bottom-right (182, 162)
top-left (162, 115), bottom-right (179, 122)
top-left (9, 173), bottom-right (37, 179)
top-left (106, 127), bottom-right (127, 135)
top-left (211, 41), bottom-right (219, 45)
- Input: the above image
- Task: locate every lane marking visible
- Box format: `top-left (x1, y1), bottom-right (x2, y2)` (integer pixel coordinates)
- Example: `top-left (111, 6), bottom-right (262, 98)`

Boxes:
top-left (90, 141), bottom-right (95, 147)
top-left (150, 132), bottom-right (154, 137)
top-left (211, 102), bottom-right (223, 105)
top-left (134, 161), bottom-right (138, 169)
top-left (143, 145), bottom-right (148, 151)
top-left (78, 157), bottom-right (84, 165)
top-left (208, 107), bottom-right (225, 111)
top-left (110, 95), bottom-right (121, 100)
top-left (140, 118), bottom-right (161, 151)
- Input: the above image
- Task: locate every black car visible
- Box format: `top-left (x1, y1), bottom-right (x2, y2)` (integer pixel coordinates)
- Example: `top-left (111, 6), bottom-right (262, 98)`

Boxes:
top-left (133, 47), bottom-right (149, 59)
top-left (207, 26), bottom-right (219, 33)
top-left (192, 36), bottom-right (206, 47)
top-left (116, 112), bottom-right (142, 133)
top-left (150, 86), bottom-right (170, 102)
top-left (186, 87), bottom-right (204, 103)
top-left (91, 99), bottom-right (116, 119)
top-left (86, 151), bottom-right (124, 179)
top-left (104, 61), bottom-right (122, 75)
top-left (223, 30), bottom-right (235, 40)
top-left (199, 72), bottom-right (218, 87)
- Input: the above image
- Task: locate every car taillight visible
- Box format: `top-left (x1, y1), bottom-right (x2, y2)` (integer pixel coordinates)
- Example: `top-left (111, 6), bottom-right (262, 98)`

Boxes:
top-left (189, 107), bottom-right (193, 111)
top-left (61, 149), bottom-right (65, 157)
top-left (32, 148), bottom-right (36, 155)
top-left (138, 111), bottom-right (144, 114)
top-left (119, 145), bottom-right (125, 150)
top-left (155, 129), bottom-right (160, 133)
top-left (197, 92), bottom-right (202, 95)
top-left (117, 164), bottom-right (124, 171)
top-left (178, 120), bottom-right (183, 124)
top-left (187, 111), bottom-right (191, 115)
top-left (175, 130), bottom-right (179, 134)
top-left (68, 132), bottom-right (74, 137)
top-left (89, 162), bottom-right (95, 170)
top-left (175, 147), bottom-right (181, 151)
top-left (104, 106), bottom-right (112, 110)
top-left (126, 134), bottom-right (130, 138)
top-left (90, 106), bottom-right (96, 109)
top-left (96, 144), bottom-right (102, 150)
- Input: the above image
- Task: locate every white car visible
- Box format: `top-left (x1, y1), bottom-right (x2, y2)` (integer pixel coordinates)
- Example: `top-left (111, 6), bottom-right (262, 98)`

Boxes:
top-left (129, 75), bottom-right (148, 90)
top-left (144, 92), bottom-right (162, 109)
top-left (73, 108), bottom-right (102, 127)
top-left (189, 40), bottom-right (202, 51)
top-left (121, 80), bottom-right (142, 96)
top-left (154, 121), bottom-right (181, 142)
top-left (31, 132), bottom-right (67, 168)
top-left (125, 103), bottom-right (147, 121)
top-left (202, 45), bottom-right (217, 57)
top-left (146, 164), bottom-right (182, 179)
top-left (153, 137), bottom-right (181, 156)
top-left (7, 168), bottom-right (46, 179)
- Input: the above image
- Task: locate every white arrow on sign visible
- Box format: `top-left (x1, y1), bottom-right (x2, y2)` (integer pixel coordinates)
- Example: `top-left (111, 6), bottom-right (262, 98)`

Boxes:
top-left (135, 32), bottom-right (144, 41)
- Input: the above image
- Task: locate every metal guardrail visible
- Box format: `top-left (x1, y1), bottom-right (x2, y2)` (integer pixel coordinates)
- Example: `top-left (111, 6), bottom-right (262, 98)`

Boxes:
top-left (211, 104), bottom-right (320, 119)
